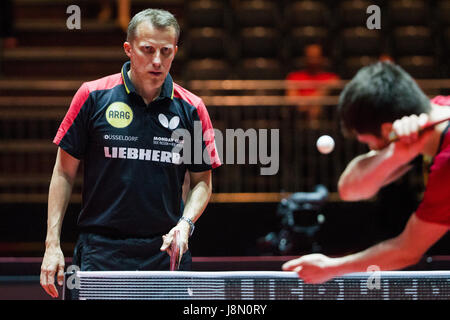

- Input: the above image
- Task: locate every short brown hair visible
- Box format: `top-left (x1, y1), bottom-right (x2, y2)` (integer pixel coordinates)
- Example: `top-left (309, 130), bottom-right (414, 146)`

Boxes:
top-left (127, 8), bottom-right (180, 43)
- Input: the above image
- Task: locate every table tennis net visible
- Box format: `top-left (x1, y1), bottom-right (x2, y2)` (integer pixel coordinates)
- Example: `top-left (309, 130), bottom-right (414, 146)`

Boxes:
top-left (63, 270), bottom-right (450, 300)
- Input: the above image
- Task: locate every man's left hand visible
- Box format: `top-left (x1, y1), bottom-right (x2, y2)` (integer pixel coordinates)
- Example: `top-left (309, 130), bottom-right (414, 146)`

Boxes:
top-left (282, 253), bottom-right (340, 284)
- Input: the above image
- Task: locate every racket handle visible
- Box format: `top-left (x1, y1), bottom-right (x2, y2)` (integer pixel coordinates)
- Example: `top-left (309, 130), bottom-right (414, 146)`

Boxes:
top-left (170, 230), bottom-right (181, 271)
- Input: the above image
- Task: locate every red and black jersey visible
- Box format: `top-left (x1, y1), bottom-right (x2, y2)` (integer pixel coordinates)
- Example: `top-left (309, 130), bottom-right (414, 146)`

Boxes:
top-left (415, 96), bottom-right (450, 226)
top-left (54, 61), bottom-right (221, 237)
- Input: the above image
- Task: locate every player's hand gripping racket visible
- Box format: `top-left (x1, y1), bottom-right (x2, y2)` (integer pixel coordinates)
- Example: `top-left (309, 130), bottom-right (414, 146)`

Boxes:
top-left (389, 116), bottom-right (450, 142)
top-left (170, 230), bottom-right (181, 271)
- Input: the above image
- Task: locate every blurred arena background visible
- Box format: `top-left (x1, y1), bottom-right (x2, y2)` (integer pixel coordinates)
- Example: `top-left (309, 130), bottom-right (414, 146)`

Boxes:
top-left (0, 0), bottom-right (449, 299)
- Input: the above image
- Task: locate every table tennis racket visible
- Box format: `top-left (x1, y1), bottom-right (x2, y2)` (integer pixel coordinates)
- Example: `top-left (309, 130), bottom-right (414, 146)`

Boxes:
top-left (170, 230), bottom-right (181, 271)
top-left (389, 116), bottom-right (450, 142)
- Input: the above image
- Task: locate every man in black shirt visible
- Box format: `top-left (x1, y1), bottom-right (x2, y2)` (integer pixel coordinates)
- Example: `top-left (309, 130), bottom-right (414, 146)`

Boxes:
top-left (40, 8), bottom-right (221, 298)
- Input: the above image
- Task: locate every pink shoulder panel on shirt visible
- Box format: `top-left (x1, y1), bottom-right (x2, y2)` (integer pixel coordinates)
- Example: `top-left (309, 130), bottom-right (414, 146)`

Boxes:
top-left (83, 73), bottom-right (123, 93)
top-left (430, 95), bottom-right (450, 106)
top-left (53, 73), bottom-right (123, 145)
top-left (173, 83), bottom-right (222, 168)
top-left (172, 82), bottom-right (203, 106)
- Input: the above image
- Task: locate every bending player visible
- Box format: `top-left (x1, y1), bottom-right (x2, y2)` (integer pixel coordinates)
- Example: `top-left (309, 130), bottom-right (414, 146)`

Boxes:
top-left (283, 62), bottom-right (450, 283)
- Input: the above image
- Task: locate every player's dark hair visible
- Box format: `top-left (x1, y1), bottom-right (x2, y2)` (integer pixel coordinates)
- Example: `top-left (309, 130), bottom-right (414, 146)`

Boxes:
top-left (338, 61), bottom-right (431, 137)
top-left (127, 8), bottom-right (180, 43)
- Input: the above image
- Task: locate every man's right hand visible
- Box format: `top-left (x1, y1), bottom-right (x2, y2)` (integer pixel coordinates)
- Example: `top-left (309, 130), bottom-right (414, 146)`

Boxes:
top-left (40, 245), bottom-right (65, 298)
top-left (391, 113), bottom-right (428, 144)
top-left (391, 113), bottom-right (433, 163)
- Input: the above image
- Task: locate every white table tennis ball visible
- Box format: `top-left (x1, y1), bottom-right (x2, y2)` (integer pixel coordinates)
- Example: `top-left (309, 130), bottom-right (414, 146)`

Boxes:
top-left (316, 135), bottom-right (335, 154)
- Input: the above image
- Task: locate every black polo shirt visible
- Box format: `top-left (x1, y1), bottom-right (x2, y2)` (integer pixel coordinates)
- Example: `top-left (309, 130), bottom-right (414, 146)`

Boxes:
top-left (54, 61), bottom-right (221, 237)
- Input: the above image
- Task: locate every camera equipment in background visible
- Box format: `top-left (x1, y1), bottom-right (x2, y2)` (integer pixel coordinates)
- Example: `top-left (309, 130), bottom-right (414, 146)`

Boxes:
top-left (258, 185), bottom-right (328, 255)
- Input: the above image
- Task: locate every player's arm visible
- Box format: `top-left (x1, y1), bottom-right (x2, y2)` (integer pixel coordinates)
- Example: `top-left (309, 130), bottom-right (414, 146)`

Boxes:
top-left (282, 214), bottom-right (448, 284)
top-left (339, 114), bottom-right (432, 201)
top-left (40, 147), bottom-right (80, 298)
top-left (160, 170), bottom-right (212, 256)
top-left (338, 145), bottom-right (412, 201)
top-left (334, 214), bottom-right (448, 274)
top-left (181, 170), bottom-right (212, 226)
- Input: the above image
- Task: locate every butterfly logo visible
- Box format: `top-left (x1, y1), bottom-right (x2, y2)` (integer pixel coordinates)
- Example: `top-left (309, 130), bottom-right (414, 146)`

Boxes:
top-left (158, 114), bottom-right (180, 130)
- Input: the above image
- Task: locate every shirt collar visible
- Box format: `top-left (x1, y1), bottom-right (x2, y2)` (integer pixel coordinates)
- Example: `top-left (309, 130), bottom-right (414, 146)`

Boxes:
top-left (121, 61), bottom-right (174, 100)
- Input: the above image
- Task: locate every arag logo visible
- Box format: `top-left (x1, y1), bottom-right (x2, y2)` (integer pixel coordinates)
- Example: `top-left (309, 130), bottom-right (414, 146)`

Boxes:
top-left (158, 114), bottom-right (180, 130)
top-left (106, 102), bottom-right (133, 128)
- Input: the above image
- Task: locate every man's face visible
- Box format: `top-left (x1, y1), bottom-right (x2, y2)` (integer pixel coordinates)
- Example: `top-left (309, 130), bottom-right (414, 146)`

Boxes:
top-left (124, 21), bottom-right (178, 91)
top-left (304, 44), bottom-right (324, 71)
top-left (356, 133), bottom-right (389, 151)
